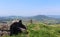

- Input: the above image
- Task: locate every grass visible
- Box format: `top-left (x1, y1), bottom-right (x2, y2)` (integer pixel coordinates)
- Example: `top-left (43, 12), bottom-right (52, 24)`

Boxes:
top-left (3, 23), bottom-right (60, 37)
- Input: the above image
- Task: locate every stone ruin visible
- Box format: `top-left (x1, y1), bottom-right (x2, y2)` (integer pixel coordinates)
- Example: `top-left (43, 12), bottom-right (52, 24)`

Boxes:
top-left (0, 20), bottom-right (19, 36)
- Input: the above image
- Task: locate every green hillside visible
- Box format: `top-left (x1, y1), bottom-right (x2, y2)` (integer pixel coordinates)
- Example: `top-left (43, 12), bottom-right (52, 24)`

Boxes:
top-left (3, 23), bottom-right (60, 37)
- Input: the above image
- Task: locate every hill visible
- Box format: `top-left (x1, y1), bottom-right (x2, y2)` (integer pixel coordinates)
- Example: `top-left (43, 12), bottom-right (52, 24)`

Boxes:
top-left (2, 24), bottom-right (60, 37)
top-left (0, 15), bottom-right (60, 24)
top-left (48, 15), bottom-right (60, 18)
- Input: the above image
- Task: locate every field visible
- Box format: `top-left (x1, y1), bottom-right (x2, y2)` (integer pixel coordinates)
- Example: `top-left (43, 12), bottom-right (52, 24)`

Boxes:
top-left (1, 23), bottom-right (60, 37)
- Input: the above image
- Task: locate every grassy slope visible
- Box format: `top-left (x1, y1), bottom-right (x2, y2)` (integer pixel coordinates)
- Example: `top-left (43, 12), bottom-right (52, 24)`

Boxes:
top-left (3, 24), bottom-right (60, 37)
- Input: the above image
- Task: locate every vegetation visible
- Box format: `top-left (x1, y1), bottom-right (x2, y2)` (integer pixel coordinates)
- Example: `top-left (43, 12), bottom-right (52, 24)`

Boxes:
top-left (2, 23), bottom-right (60, 37)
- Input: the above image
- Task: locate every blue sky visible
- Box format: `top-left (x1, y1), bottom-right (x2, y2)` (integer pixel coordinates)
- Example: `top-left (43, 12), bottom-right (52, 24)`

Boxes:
top-left (0, 0), bottom-right (60, 16)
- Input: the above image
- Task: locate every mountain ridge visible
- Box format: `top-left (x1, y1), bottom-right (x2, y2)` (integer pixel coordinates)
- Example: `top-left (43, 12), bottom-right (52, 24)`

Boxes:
top-left (0, 15), bottom-right (60, 24)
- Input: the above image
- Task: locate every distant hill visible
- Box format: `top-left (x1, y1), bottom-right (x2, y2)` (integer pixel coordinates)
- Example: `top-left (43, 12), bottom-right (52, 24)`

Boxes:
top-left (27, 15), bottom-right (54, 21)
top-left (47, 15), bottom-right (60, 18)
top-left (0, 15), bottom-right (60, 24)
top-left (27, 15), bottom-right (60, 24)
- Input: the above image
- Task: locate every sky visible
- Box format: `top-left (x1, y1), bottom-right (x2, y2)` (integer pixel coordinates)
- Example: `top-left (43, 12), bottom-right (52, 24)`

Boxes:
top-left (0, 0), bottom-right (60, 16)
